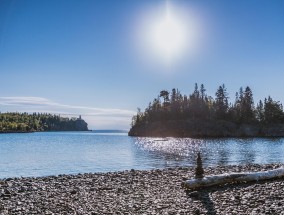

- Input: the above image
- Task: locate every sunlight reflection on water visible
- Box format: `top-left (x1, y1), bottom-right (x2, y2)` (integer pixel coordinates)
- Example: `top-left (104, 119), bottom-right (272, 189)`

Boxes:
top-left (134, 137), bottom-right (284, 167)
top-left (1, 132), bottom-right (284, 178)
top-left (135, 137), bottom-right (204, 157)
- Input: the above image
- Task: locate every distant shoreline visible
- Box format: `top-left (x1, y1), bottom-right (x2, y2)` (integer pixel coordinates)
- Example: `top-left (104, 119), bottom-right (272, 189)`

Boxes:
top-left (0, 131), bottom-right (33, 134)
top-left (0, 112), bottom-right (89, 133)
top-left (0, 130), bottom-right (93, 134)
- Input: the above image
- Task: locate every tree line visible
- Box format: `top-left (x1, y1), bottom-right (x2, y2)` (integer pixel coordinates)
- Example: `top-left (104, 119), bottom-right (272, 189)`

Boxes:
top-left (0, 112), bottom-right (88, 132)
top-left (131, 84), bottom-right (284, 127)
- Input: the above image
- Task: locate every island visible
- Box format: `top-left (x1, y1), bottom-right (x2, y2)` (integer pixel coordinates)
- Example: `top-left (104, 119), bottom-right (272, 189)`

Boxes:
top-left (129, 84), bottom-right (284, 137)
top-left (0, 113), bottom-right (89, 133)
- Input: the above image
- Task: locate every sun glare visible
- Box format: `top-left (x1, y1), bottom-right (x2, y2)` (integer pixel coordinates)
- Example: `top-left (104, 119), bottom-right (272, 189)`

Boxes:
top-left (136, 2), bottom-right (199, 67)
top-left (150, 7), bottom-right (187, 63)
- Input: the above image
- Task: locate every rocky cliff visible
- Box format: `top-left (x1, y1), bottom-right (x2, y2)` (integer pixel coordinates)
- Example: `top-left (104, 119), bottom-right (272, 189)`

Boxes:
top-left (75, 118), bottom-right (89, 131)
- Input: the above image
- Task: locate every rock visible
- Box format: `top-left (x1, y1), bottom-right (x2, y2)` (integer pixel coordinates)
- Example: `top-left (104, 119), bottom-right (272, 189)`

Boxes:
top-left (70, 190), bottom-right (77, 195)
top-left (4, 189), bottom-right (11, 195)
top-left (193, 208), bottom-right (200, 215)
top-left (0, 164), bottom-right (283, 214)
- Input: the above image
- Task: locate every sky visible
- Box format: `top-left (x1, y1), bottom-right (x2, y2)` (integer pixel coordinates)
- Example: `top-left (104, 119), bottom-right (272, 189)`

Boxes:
top-left (0, 0), bottom-right (284, 129)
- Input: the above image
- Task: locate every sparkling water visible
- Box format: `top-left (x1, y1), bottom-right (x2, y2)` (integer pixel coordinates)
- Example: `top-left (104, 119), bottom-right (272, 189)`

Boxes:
top-left (0, 131), bottom-right (284, 178)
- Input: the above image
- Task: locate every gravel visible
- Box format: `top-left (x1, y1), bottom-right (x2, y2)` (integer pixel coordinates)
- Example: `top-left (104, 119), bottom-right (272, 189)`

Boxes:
top-left (0, 164), bottom-right (284, 214)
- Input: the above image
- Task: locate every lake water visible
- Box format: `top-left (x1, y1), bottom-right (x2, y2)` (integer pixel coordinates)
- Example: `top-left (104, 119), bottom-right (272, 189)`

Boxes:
top-left (0, 131), bottom-right (284, 178)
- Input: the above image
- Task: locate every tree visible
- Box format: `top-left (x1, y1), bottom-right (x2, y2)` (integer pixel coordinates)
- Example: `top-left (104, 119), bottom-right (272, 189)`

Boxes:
top-left (200, 84), bottom-right (206, 101)
top-left (264, 96), bottom-right (284, 123)
top-left (241, 86), bottom-right (255, 123)
top-left (170, 88), bottom-right (177, 104)
top-left (0, 112), bottom-right (89, 132)
top-left (159, 90), bottom-right (170, 106)
top-left (193, 83), bottom-right (199, 99)
top-left (170, 88), bottom-right (177, 114)
top-left (129, 83), bottom-right (284, 135)
top-left (256, 100), bottom-right (264, 122)
top-left (214, 84), bottom-right (229, 119)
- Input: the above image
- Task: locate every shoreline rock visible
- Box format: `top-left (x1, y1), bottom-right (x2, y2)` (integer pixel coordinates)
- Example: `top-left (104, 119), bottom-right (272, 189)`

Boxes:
top-left (128, 120), bottom-right (284, 138)
top-left (0, 164), bottom-right (283, 214)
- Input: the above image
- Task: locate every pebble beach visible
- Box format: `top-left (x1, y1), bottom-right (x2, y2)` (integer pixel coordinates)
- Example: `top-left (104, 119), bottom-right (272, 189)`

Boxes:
top-left (0, 164), bottom-right (284, 215)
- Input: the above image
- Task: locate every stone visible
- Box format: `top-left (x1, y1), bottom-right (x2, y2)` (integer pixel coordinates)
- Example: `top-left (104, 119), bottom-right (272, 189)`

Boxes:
top-left (0, 164), bottom-right (283, 214)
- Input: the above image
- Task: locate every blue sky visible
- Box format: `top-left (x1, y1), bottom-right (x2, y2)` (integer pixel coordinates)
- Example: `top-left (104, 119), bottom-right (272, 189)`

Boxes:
top-left (1, 0), bottom-right (284, 129)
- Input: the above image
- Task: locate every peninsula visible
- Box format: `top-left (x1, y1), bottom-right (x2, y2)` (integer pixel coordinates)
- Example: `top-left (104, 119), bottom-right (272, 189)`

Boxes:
top-left (129, 84), bottom-right (284, 137)
top-left (0, 112), bottom-right (89, 133)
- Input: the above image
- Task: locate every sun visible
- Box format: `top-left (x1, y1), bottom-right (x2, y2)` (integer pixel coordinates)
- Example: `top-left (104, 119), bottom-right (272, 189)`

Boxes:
top-left (149, 6), bottom-right (187, 64)
top-left (134, 2), bottom-right (200, 68)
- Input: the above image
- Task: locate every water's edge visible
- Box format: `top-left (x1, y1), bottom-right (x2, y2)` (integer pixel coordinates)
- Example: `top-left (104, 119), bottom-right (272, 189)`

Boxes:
top-left (1, 131), bottom-right (284, 178)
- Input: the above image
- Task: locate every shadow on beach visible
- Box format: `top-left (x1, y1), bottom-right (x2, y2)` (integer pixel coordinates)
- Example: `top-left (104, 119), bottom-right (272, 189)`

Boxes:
top-left (185, 178), bottom-right (284, 215)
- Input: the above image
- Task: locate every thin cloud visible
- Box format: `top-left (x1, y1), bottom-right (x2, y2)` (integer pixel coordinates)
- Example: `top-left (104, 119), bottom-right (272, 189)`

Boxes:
top-left (0, 97), bottom-right (136, 117)
top-left (0, 97), bottom-right (136, 129)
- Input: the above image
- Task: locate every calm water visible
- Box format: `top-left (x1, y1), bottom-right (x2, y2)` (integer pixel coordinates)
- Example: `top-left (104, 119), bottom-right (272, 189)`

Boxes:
top-left (0, 131), bottom-right (284, 178)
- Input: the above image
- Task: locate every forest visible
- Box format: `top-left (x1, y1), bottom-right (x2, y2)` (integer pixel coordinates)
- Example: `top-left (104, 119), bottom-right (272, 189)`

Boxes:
top-left (0, 112), bottom-right (89, 133)
top-left (129, 84), bottom-right (284, 137)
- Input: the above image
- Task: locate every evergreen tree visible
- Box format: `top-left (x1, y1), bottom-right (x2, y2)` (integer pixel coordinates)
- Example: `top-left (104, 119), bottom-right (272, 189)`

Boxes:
top-left (159, 90), bottom-right (170, 107)
top-left (264, 96), bottom-right (284, 123)
top-left (193, 83), bottom-right (199, 99)
top-left (200, 84), bottom-right (206, 101)
top-left (256, 100), bottom-right (264, 122)
top-left (214, 84), bottom-right (229, 119)
top-left (241, 86), bottom-right (255, 123)
top-left (0, 113), bottom-right (88, 132)
top-left (129, 83), bottom-right (284, 133)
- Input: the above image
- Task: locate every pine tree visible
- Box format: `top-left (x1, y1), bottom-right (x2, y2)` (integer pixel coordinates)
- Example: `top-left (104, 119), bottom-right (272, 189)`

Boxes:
top-left (242, 86), bottom-right (255, 123)
top-left (200, 84), bottom-right (206, 101)
top-left (256, 100), bottom-right (264, 122)
top-left (264, 96), bottom-right (284, 123)
top-left (214, 84), bottom-right (229, 120)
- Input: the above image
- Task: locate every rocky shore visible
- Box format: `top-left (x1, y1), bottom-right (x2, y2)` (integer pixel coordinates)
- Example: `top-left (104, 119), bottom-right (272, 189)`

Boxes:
top-left (0, 164), bottom-right (284, 214)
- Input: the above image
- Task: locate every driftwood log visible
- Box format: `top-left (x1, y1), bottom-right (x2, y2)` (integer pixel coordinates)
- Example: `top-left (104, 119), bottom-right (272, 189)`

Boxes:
top-left (183, 166), bottom-right (284, 190)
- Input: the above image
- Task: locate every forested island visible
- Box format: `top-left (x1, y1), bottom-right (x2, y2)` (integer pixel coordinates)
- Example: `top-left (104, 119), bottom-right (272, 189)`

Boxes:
top-left (0, 112), bottom-right (89, 133)
top-left (129, 84), bottom-right (284, 137)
